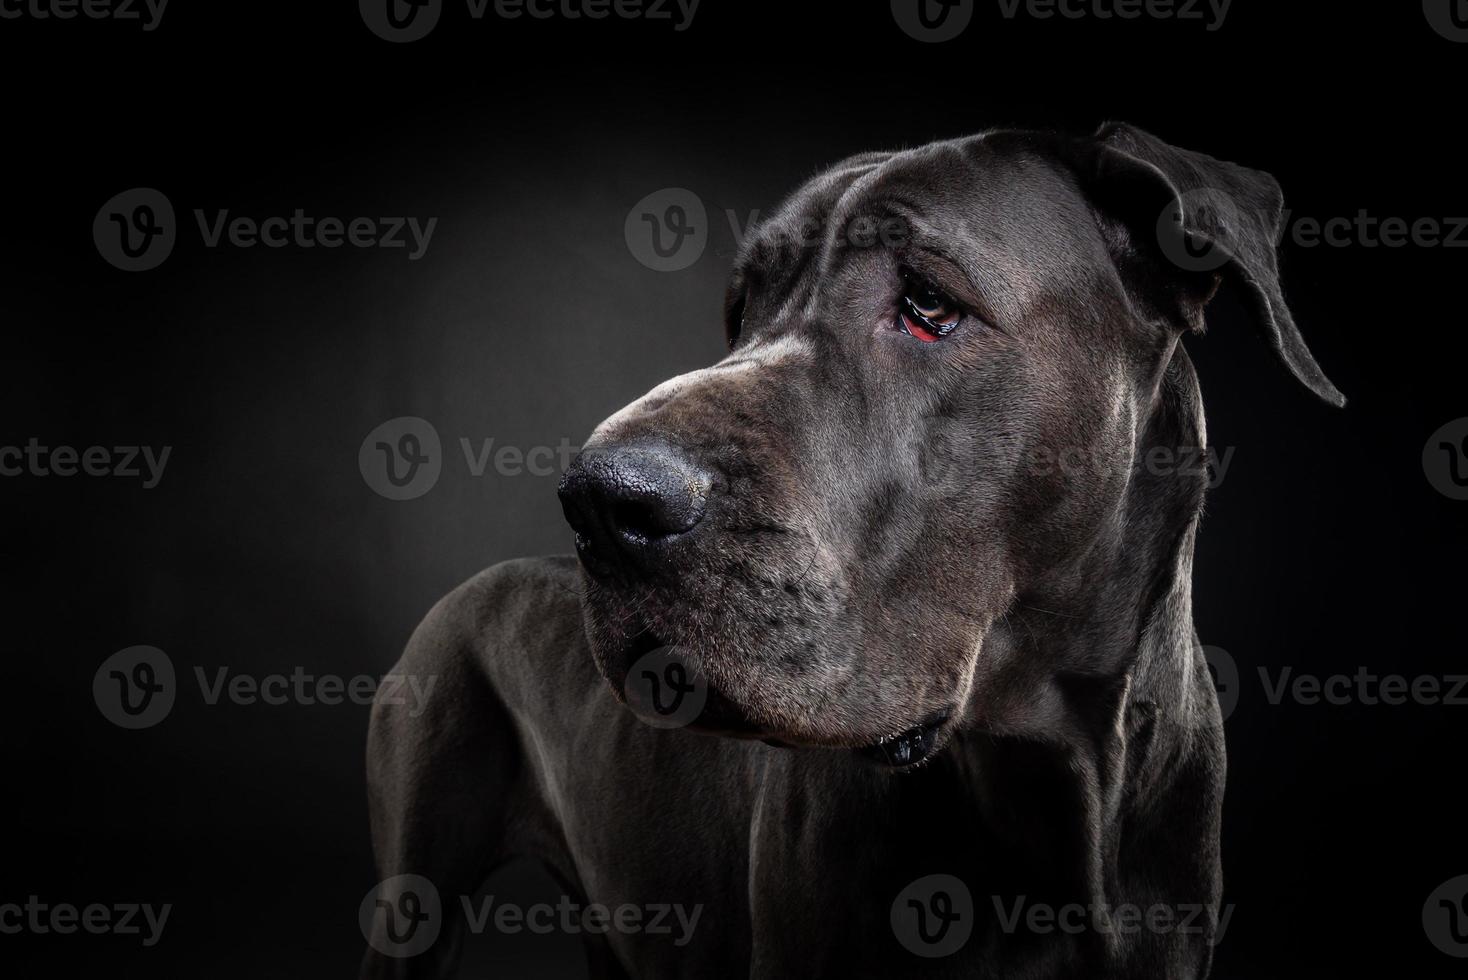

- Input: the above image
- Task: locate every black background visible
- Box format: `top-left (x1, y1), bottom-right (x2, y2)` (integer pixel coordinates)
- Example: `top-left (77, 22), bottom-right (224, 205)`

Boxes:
top-left (3, 1), bottom-right (1465, 976)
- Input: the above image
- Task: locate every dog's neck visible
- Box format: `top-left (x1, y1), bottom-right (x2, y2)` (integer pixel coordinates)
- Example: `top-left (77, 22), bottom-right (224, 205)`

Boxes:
top-left (949, 344), bottom-right (1218, 889)
top-left (991, 342), bottom-right (1209, 729)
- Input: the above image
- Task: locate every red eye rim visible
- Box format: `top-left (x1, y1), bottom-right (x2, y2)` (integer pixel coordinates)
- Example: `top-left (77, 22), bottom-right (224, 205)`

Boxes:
top-left (898, 292), bottom-right (962, 344)
top-left (901, 309), bottom-right (942, 343)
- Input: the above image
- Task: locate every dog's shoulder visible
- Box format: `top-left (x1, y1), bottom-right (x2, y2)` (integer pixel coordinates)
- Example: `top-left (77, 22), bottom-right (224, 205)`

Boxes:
top-left (434, 553), bottom-right (581, 629)
top-left (401, 555), bottom-right (594, 697)
top-left (416, 554), bottom-right (584, 652)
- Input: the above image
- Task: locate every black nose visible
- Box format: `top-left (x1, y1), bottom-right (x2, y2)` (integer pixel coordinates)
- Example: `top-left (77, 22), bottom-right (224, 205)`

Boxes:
top-left (558, 440), bottom-right (712, 576)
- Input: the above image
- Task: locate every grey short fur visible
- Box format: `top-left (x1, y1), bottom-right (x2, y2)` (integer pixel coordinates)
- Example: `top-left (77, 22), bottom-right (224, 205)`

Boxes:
top-left (361, 123), bottom-right (1342, 979)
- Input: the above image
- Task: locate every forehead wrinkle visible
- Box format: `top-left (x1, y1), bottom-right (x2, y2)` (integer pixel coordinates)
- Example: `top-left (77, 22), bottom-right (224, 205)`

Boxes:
top-left (812, 137), bottom-right (981, 284)
top-left (741, 158), bottom-right (891, 325)
top-left (811, 177), bottom-right (881, 289)
top-left (738, 158), bottom-right (887, 277)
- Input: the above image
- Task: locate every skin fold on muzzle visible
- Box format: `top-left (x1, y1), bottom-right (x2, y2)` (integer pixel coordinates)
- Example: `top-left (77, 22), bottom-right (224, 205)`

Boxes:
top-left (364, 122), bottom-right (1343, 980)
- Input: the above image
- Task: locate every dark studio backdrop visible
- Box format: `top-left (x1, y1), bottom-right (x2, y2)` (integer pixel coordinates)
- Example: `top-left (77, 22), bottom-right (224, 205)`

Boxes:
top-left (3, 1), bottom-right (1465, 976)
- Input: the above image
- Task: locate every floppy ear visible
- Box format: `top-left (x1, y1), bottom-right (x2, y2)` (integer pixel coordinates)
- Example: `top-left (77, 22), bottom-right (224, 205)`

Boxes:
top-left (1078, 122), bottom-right (1345, 408)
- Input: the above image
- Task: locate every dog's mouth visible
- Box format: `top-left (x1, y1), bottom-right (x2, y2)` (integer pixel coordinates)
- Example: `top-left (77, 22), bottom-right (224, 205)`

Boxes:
top-left (856, 711), bottom-right (953, 771)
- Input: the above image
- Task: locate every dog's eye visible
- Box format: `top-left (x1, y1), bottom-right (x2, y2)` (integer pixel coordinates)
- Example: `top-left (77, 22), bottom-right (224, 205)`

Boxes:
top-left (898, 274), bottom-right (962, 343)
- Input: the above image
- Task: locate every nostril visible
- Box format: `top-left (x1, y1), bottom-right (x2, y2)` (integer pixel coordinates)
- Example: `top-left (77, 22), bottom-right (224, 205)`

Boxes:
top-left (622, 485), bottom-right (705, 539)
top-left (611, 499), bottom-right (663, 542)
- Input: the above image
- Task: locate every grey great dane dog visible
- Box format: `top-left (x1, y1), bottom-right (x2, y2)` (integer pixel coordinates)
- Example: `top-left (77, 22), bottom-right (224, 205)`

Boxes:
top-left (361, 123), bottom-right (1343, 978)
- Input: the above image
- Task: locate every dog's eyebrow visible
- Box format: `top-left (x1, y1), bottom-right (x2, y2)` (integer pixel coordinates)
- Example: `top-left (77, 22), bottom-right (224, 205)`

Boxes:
top-left (881, 207), bottom-right (1017, 332)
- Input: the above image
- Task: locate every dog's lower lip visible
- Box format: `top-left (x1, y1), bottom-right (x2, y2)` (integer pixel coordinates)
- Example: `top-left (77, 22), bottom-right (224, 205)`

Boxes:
top-left (858, 712), bottom-right (952, 769)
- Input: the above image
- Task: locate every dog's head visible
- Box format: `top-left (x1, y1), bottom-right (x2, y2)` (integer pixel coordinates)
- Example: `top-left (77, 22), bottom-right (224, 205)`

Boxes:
top-left (559, 124), bottom-right (1342, 768)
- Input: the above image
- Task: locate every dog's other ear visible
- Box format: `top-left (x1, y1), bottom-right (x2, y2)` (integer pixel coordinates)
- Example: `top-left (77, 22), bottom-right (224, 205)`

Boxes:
top-left (1078, 122), bottom-right (1345, 408)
